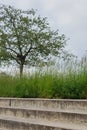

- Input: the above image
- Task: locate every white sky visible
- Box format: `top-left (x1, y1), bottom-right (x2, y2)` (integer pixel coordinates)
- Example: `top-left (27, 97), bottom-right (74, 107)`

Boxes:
top-left (0, 0), bottom-right (87, 58)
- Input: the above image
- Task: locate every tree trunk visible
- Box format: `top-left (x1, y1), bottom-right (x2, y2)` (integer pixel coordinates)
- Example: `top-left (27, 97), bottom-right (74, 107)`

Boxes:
top-left (19, 63), bottom-right (24, 78)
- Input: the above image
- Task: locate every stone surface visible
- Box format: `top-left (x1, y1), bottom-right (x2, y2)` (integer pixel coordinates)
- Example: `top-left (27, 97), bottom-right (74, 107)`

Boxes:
top-left (0, 98), bottom-right (87, 130)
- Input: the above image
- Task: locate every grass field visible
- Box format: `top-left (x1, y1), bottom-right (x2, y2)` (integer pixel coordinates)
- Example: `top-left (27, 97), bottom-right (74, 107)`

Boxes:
top-left (0, 57), bottom-right (87, 99)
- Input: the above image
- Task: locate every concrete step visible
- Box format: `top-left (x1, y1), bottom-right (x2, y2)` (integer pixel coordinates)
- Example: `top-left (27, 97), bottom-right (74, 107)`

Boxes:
top-left (0, 98), bottom-right (87, 112)
top-left (0, 107), bottom-right (87, 125)
top-left (0, 98), bottom-right (87, 130)
top-left (0, 116), bottom-right (87, 130)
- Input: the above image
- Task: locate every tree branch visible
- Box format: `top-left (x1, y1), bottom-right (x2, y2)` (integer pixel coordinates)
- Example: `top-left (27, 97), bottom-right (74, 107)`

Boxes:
top-left (24, 45), bottom-right (32, 57)
top-left (24, 45), bottom-right (37, 58)
top-left (10, 54), bottom-right (20, 64)
top-left (4, 46), bottom-right (18, 55)
top-left (10, 15), bottom-right (22, 55)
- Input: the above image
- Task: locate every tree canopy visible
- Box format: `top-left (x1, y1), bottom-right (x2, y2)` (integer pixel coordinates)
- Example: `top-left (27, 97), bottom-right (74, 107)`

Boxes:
top-left (0, 5), bottom-right (66, 77)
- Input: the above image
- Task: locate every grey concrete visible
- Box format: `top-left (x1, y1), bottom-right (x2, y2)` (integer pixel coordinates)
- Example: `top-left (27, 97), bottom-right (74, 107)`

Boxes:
top-left (0, 107), bottom-right (87, 125)
top-left (0, 98), bottom-right (87, 112)
top-left (0, 116), bottom-right (87, 130)
top-left (0, 98), bottom-right (87, 130)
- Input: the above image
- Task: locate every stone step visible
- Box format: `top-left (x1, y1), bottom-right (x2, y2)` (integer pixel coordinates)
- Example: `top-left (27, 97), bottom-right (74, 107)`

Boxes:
top-left (0, 116), bottom-right (87, 130)
top-left (0, 107), bottom-right (87, 125)
top-left (0, 98), bottom-right (87, 112)
top-left (0, 98), bottom-right (87, 130)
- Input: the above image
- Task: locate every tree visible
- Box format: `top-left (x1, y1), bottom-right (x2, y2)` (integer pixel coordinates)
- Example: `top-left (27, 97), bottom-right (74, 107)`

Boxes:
top-left (0, 5), bottom-right (66, 77)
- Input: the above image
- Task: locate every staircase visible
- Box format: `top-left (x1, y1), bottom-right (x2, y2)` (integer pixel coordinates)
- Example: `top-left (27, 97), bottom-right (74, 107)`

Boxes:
top-left (0, 98), bottom-right (87, 130)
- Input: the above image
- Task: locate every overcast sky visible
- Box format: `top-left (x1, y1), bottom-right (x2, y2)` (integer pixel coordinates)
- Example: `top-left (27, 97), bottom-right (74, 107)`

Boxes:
top-left (0, 0), bottom-right (87, 58)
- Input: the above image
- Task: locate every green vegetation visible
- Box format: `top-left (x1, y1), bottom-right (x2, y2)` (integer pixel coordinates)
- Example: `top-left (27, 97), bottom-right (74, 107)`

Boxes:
top-left (0, 56), bottom-right (87, 99)
top-left (0, 5), bottom-right (87, 99)
top-left (0, 5), bottom-right (66, 77)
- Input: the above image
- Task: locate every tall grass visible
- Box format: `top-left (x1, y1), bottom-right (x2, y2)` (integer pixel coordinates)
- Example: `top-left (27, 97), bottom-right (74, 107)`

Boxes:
top-left (0, 56), bottom-right (87, 99)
